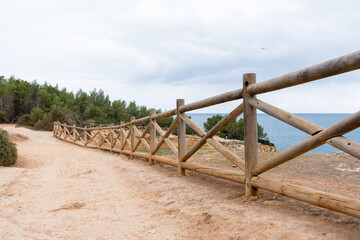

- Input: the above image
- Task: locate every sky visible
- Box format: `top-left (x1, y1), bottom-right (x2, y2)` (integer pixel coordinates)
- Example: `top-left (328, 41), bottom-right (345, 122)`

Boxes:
top-left (0, 0), bottom-right (359, 113)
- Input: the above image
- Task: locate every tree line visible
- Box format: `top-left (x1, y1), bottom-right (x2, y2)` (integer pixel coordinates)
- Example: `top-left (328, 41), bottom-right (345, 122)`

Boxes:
top-left (0, 75), bottom-right (273, 146)
top-left (0, 76), bottom-right (172, 130)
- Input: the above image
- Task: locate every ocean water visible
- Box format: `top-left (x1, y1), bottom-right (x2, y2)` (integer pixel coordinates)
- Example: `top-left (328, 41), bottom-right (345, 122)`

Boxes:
top-left (186, 113), bottom-right (360, 154)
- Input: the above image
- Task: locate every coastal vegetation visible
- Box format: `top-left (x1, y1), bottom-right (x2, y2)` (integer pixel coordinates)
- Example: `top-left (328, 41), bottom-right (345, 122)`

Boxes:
top-left (204, 114), bottom-right (274, 146)
top-left (0, 75), bottom-right (173, 130)
top-left (0, 75), bottom-right (273, 146)
top-left (0, 129), bottom-right (17, 166)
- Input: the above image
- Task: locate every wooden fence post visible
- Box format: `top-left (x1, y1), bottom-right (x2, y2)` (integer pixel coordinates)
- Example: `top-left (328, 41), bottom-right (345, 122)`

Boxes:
top-left (72, 124), bottom-right (76, 143)
top-left (177, 99), bottom-right (186, 176)
top-left (120, 121), bottom-right (124, 152)
top-left (110, 124), bottom-right (113, 152)
top-left (149, 109), bottom-right (156, 165)
top-left (130, 116), bottom-right (135, 159)
top-left (97, 126), bottom-right (101, 148)
top-left (243, 73), bottom-right (259, 197)
top-left (84, 126), bottom-right (87, 146)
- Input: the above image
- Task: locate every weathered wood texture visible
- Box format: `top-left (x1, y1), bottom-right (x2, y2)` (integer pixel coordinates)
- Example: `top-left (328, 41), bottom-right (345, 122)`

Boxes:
top-left (151, 117), bottom-right (178, 155)
top-left (151, 109), bottom-right (177, 120)
top-left (249, 98), bottom-right (360, 159)
top-left (133, 124), bottom-right (150, 152)
top-left (243, 73), bottom-right (259, 197)
top-left (130, 116), bottom-right (135, 159)
top-left (182, 162), bottom-right (245, 184)
top-left (153, 121), bottom-right (178, 156)
top-left (149, 110), bottom-right (156, 165)
top-left (248, 51), bottom-right (360, 95)
top-left (252, 176), bottom-right (360, 218)
top-left (120, 121), bottom-right (125, 149)
top-left (177, 99), bottom-right (186, 176)
top-left (252, 111), bottom-right (360, 176)
top-left (180, 114), bottom-right (245, 170)
top-left (179, 88), bottom-right (243, 113)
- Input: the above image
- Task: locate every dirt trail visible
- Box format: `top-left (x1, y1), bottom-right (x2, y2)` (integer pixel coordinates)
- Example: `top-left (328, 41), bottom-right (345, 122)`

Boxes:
top-left (0, 125), bottom-right (359, 240)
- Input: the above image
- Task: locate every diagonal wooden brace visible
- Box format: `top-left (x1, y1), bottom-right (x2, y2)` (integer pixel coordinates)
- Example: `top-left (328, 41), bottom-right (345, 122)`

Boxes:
top-left (153, 121), bottom-right (178, 155)
top-left (151, 117), bottom-right (178, 155)
top-left (179, 111), bottom-right (245, 170)
top-left (180, 103), bottom-right (244, 161)
top-left (249, 98), bottom-right (360, 159)
top-left (132, 124), bottom-right (151, 152)
top-left (252, 111), bottom-right (360, 176)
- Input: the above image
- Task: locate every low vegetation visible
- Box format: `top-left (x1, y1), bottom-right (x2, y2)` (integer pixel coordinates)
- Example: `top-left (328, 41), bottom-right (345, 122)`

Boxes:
top-left (204, 114), bottom-right (274, 146)
top-left (0, 128), bottom-right (17, 166)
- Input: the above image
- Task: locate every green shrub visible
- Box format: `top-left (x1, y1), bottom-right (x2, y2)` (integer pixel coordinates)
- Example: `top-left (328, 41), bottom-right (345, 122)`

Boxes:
top-left (203, 115), bottom-right (275, 147)
top-left (204, 114), bottom-right (224, 132)
top-left (29, 107), bottom-right (44, 125)
top-left (0, 129), bottom-right (18, 166)
top-left (34, 114), bottom-right (53, 130)
top-left (157, 116), bottom-right (174, 128)
top-left (17, 114), bottom-right (31, 126)
top-left (34, 108), bottom-right (65, 131)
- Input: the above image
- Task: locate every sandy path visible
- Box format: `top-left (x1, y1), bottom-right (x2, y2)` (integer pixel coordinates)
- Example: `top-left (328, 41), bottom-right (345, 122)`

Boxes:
top-left (0, 125), bottom-right (359, 240)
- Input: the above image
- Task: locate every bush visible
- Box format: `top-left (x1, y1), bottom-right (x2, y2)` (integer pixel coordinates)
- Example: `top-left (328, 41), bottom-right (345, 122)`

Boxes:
top-left (17, 114), bottom-right (31, 126)
top-left (63, 111), bottom-right (81, 126)
top-left (204, 114), bottom-right (224, 132)
top-left (29, 107), bottom-right (44, 125)
top-left (34, 108), bottom-right (65, 131)
top-left (33, 107), bottom-right (82, 131)
top-left (157, 116), bottom-right (174, 128)
top-left (203, 115), bottom-right (275, 147)
top-left (0, 129), bottom-right (17, 166)
top-left (34, 114), bottom-right (53, 130)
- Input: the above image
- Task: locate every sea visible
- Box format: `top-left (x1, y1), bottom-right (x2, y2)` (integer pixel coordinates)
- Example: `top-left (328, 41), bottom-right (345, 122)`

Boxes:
top-left (186, 113), bottom-right (360, 154)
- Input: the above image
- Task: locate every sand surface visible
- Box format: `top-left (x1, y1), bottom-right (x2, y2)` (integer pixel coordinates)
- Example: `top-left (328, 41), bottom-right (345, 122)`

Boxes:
top-left (0, 124), bottom-right (360, 240)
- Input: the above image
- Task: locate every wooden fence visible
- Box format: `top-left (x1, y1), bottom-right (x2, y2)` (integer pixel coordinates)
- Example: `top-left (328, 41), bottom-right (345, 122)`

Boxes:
top-left (53, 51), bottom-right (360, 218)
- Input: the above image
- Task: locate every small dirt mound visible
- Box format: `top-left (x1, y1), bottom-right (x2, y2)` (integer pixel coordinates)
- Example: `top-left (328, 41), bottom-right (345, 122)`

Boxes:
top-left (9, 133), bottom-right (29, 142)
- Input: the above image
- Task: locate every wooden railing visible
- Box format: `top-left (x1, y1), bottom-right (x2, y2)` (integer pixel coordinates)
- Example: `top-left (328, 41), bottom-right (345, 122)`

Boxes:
top-left (53, 50), bottom-right (360, 218)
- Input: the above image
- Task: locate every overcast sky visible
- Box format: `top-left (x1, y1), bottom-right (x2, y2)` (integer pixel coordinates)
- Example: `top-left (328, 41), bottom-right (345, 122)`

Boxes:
top-left (0, 0), bottom-right (359, 113)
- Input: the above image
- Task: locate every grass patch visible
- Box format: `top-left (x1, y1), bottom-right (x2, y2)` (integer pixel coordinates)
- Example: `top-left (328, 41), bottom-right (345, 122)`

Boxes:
top-left (16, 124), bottom-right (37, 130)
top-left (136, 147), bottom-right (149, 153)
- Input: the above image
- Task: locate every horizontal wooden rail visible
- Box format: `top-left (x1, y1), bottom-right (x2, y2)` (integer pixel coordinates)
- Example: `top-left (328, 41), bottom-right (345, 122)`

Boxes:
top-left (251, 176), bottom-right (360, 218)
top-left (248, 50), bottom-right (360, 95)
top-left (182, 162), bottom-right (245, 183)
top-left (151, 109), bottom-right (177, 120)
top-left (179, 88), bottom-right (243, 113)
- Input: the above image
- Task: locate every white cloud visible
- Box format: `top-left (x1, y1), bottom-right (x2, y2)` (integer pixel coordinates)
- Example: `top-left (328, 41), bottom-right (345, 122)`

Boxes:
top-left (0, 0), bottom-right (359, 113)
